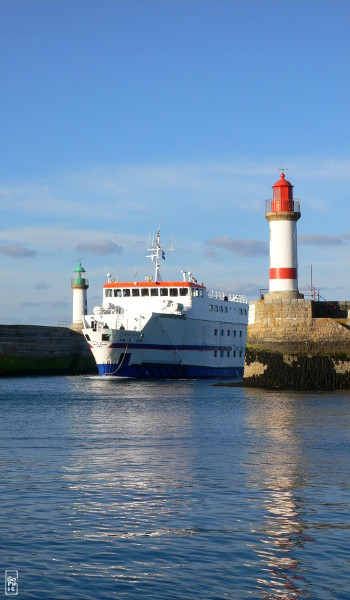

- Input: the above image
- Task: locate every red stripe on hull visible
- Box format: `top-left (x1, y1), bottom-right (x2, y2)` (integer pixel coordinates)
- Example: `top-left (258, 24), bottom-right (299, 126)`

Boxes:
top-left (270, 267), bottom-right (297, 279)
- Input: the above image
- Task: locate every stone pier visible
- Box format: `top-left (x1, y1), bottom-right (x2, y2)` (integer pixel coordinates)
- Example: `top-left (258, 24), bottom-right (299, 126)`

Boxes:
top-left (244, 298), bottom-right (350, 389)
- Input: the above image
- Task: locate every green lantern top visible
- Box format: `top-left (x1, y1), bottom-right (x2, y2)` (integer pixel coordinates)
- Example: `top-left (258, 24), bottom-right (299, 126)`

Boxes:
top-left (73, 261), bottom-right (86, 285)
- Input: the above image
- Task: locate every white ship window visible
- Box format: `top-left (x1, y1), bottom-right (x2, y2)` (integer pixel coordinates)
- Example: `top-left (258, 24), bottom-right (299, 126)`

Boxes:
top-left (114, 289), bottom-right (122, 297)
top-left (214, 329), bottom-right (218, 336)
top-left (209, 304), bottom-right (213, 311)
top-left (102, 333), bottom-right (110, 341)
top-left (179, 288), bottom-right (188, 296)
top-left (192, 288), bottom-right (203, 298)
top-left (123, 289), bottom-right (131, 297)
top-left (141, 288), bottom-right (149, 297)
top-left (132, 289), bottom-right (140, 297)
top-left (160, 288), bottom-right (168, 296)
top-left (169, 288), bottom-right (178, 297)
top-left (151, 288), bottom-right (158, 296)
top-left (214, 305), bottom-right (218, 312)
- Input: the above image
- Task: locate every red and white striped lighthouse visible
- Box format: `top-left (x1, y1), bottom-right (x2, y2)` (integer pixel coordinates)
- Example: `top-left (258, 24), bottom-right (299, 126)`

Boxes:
top-left (265, 172), bottom-right (302, 299)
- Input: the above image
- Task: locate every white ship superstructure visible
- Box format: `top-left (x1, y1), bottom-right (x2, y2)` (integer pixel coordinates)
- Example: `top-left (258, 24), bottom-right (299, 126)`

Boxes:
top-left (82, 230), bottom-right (248, 379)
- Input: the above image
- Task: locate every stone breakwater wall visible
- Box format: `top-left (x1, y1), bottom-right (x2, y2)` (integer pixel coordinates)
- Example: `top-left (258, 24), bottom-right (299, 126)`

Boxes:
top-left (244, 299), bottom-right (350, 389)
top-left (0, 325), bottom-right (96, 376)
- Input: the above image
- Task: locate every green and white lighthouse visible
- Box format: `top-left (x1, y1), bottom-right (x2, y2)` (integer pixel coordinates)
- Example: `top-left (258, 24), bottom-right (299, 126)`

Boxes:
top-left (71, 261), bottom-right (89, 331)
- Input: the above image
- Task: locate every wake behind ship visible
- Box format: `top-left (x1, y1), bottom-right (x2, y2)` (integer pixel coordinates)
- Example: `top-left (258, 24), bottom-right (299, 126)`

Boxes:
top-left (82, 230), bottom-right (248, 379)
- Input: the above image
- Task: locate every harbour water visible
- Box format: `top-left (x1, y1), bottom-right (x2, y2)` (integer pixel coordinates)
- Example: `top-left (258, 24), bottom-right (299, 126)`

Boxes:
top-left (1, 376), bottom-right (349, 599)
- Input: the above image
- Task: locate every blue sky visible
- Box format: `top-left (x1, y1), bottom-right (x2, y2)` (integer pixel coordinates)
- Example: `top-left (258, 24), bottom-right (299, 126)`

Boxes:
top-left (1, 0), bottom-right (350, 325)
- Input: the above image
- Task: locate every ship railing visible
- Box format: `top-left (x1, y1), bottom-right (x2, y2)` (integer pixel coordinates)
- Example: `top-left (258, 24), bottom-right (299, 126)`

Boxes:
top-left (208, 290), bottom-right (248, 303)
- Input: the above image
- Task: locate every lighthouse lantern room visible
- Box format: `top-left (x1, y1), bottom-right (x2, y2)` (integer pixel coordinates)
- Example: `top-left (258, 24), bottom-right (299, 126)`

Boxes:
top-left (265, 172), bottom-right (303, 300)
top-left (71, 261), bottom-right (89, 331)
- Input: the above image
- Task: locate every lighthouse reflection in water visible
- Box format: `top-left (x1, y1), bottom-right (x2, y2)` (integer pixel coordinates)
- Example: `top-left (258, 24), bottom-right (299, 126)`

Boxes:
top-left (244, 393), bottom-right (313, 599)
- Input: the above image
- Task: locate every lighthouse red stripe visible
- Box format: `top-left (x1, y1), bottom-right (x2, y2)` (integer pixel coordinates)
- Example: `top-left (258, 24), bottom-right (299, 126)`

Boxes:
top-left (270, 267), bottom-right (297, 279)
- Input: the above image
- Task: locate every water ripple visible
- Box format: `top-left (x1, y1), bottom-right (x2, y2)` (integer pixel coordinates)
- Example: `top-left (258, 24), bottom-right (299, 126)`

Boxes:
top-left (0, 378), bottom-right (349, 598)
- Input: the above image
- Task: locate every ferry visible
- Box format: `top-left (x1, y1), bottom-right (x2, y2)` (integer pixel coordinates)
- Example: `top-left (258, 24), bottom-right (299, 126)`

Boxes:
top-left (82, 230), bottom-right (248, 379)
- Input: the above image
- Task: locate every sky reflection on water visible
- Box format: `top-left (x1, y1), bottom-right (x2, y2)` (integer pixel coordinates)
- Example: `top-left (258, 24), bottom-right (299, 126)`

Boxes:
top-left (0, 378), bottom-right (349, 598)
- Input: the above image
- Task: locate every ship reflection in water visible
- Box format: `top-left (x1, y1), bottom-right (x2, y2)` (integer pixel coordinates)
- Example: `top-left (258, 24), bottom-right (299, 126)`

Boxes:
top-left (62, 378), bottom-right (198, 546)
top-left (244, 391), bottom-right (313, 599)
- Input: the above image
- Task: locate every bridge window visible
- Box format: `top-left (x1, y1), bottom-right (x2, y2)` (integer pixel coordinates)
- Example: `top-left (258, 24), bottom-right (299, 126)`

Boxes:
top-left (209, 304), bottom-right (213, 311)
top-left (227, 330), bottom-right (231, 336)
top-left (123, 289), bottom-right (130, 297)
top-left (220, 306), bottom-right (223, 312)
top-left (220, 351), bottom-right (224, 357)
top-left (151, 288), bottom-right (158, 296)
top-left (214, 305), bottom-right (218, 312)
top-left (234, 330), bottom-right (236, 337)
top-left (239, 330), bottom-right (242, 337)
top-left (221, 329), bottom-right (224, 336)
top-left (141, 288), bottom-right (149, 297)
top-left (114, 289), bottom-right (122, 297)
top-left (214, 350), bottom-right (217, 357)
top-left (214, 329), bottom-right (218, 336)
top-left (233, 350), bottom-right (236, 357)
top-left (160, 288), bottom-right (168, 296)
top-left (105, 289), bottom-right (112, 297)
top-left (179, 288), bottom-right (188, 296)
top-left (169, 288), bottom-right (178, 297)
top-left (227, 351), bottom-right (230, 357)
top-left (132, 289), bottom-right (140, 297)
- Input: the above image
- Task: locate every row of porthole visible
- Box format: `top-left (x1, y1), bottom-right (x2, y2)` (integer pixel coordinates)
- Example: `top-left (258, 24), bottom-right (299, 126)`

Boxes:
top-left (209, 306), bottom-right (248, 315)
top-left (214, 329), bottom-right (243, 337)
top-left (209, 304), bottom-right (229, 313)
top-left (214, 350), bottom-right (243, 358)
